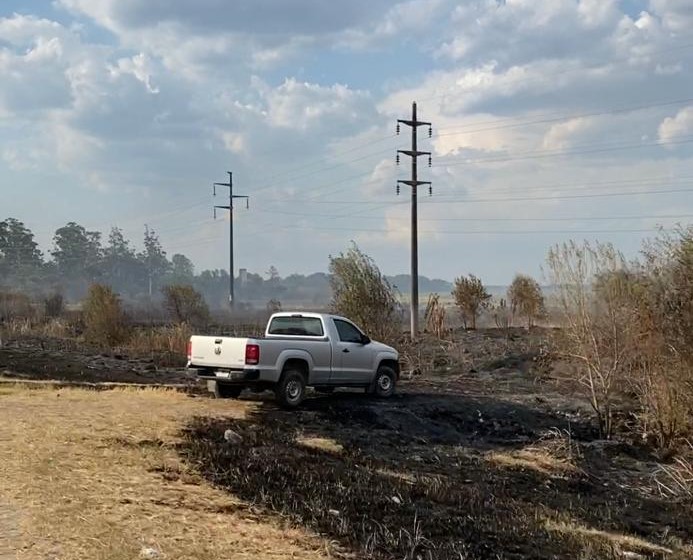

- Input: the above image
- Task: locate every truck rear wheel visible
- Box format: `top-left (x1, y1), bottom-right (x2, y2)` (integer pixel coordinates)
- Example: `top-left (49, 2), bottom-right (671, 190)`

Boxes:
top-left (371, 365), bottom-right (397, 398)
top-left (213, 381), bottom-right (243, 399)
top-left (275, 369), bottom-right (306, 408)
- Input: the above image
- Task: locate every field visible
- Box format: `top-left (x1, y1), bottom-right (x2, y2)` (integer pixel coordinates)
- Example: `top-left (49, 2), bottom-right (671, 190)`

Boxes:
top-left (1, 329), bottom-right (692, 559)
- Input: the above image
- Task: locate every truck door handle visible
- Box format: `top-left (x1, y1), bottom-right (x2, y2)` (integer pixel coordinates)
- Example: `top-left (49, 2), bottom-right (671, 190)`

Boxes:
top-left (342, 348), bottom-right (350, 353)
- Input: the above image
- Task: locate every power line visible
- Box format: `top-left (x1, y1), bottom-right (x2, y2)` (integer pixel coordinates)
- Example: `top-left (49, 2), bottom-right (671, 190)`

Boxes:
top-left (434, 135), bottom-right (693, 166)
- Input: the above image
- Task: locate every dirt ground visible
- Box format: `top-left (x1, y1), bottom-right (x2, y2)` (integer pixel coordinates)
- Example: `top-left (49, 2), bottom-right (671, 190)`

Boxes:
top-left (1, 330), bottom-right (692, 559)
top-left (0, 385), bottom-right (332, 560)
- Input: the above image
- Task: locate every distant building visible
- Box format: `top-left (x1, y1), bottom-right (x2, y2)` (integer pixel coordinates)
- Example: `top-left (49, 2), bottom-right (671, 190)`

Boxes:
top-left (239, 268), bottom-right (248, 286)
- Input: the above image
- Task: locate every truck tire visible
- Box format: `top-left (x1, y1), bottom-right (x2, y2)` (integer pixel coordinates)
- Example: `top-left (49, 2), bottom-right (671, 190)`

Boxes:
top-left (213, 381), bottom-right (243, 399)
top-left (371, 365), bottom-right (397, 398)
top-left (275, 369), bottom-right (306, 408)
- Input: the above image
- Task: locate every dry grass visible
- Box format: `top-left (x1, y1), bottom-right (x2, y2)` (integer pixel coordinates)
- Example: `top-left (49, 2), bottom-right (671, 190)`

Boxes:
top-left (486, 447), bottom-right (578, 477)
top-left (296, 436), bottom-right (344, 454)
top-left (544, 518), bottom-right (673, 556)
top-left (0, 385), bottom-right (331, 560)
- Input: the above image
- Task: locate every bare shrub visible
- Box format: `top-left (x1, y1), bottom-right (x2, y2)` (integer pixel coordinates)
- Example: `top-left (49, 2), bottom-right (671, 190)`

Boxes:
top-left (493, 298), bottom-right (512, 331)
top-left (508, 274), bottom-right (545, 328)
top-left (44, 293), bottom-right (64, 318)
top-left (266, 298), bottom-right (282, 314)
top-left (655, 441), bottom-right (693, 500)
top-left (161, 284), bottom-right (209, 326)
top-left (424, 293), bottom-right (447, 338)
top-left (126, 323), bottom-right (191, 366)
top-left (545, 241), bottom-right (639, 439)
top-left (451, 274), bottom-right (491, 329)
top-left (82, 284), bottom-right (129, 346)
top-left (0, 292), bottom-right (32, 321)
top-left (329, 244), bottom-right (400, 343)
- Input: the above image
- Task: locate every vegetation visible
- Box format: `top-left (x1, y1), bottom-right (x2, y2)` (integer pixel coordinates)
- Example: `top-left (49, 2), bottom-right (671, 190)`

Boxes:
top-left (424, 293), bottom-right (447, 338)
top-left (329, 244), bottom-right (400, 342)
top-left (451, 273), bottom-right (491, 329)
top-left (507, 274), bottom-right (545, 328)
top-left (546, 229), bottom-right (693, 447)
top-left (82, 284), bottom-right (129, 346)
top-left (161, 284), bottom-right (209, 325)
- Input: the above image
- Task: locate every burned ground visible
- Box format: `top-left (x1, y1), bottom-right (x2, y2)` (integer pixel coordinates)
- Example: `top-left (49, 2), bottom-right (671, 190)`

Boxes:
top-left (181, 381), bottom-right (693, 560)
top-left (0, 337), bottom-right (195, 386)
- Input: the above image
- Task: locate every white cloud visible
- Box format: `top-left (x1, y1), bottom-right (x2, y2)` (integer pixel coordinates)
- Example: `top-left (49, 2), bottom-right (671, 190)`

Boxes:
top-left (650, 0), bottom-right (693, 33)
top-left (658, 106), bottom-right (693, 143)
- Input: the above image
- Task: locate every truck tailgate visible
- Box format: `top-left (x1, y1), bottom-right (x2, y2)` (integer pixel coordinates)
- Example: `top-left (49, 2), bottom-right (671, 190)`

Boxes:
top-left (189, 336), bottom-right (250, 369)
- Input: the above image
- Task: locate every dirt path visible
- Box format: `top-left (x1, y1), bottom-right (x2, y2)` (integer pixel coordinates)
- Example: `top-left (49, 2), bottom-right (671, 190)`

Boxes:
top-left (0, 385), bottom-right (332, 560)
top-left (0, 503), bottom-right (19, 560)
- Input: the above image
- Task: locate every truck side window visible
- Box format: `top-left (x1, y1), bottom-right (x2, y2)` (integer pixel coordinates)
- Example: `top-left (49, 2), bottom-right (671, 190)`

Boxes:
top-left (334, 319), bottom-right (363, 343)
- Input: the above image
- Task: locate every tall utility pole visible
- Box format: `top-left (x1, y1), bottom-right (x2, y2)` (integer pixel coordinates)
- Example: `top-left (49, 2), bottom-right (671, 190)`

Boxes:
top-left (397, 102), bottom-right (432, 341)
top-left (213, 172), bottom-right (249, 308)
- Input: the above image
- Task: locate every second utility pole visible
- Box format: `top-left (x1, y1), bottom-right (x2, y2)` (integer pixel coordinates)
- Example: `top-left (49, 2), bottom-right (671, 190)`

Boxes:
top-left (214, 171), bottom-right (249, 308)
top-left (397, 102), bottom-right (432, 341)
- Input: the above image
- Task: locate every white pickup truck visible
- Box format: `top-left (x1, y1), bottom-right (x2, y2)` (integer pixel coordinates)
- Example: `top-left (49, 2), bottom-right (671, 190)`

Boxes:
top-left (186, 312), bottom-right (400, 408)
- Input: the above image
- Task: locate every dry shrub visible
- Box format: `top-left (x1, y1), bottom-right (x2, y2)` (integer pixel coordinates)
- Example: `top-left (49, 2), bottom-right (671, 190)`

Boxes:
top-left (493, 298), bottom-right (512, 333)
top-left (82, 284), bottom-right (129, 346)
top-left (507, 274), bottom-right (545, 328)
top-left (329, 243), bottom-right (400, 343)
top-left (547, 229), bottom-right (693, 448)
top-left (127, 323), bottom-right (191, 365)
top-left (546, 241), bottom-right (639, 439)
top-left (655, 441), bottom-right (693, 500)
top-left (161, 284), bottom-right (209, 326)
top-left (424, 293), bottom-right (447, 338)
top-left (44, 293), bottom-right (64, 318)
top-left (451, 274), bottom-right (491, 329)
top-left (0, 292), bottom-right (32, 321)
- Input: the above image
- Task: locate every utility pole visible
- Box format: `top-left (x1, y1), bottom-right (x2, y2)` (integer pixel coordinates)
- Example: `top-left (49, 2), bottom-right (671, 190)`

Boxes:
top-left (397, 102), bottom-right (432, 341)
top-left (213, 171), bottom-right (249, 308)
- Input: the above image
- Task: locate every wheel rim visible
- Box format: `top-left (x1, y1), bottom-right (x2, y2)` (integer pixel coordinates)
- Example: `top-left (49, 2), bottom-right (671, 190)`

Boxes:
top-left (378, 374), bottom-right (392, 392)
top-left (286, 379), bottom-right (302, 401)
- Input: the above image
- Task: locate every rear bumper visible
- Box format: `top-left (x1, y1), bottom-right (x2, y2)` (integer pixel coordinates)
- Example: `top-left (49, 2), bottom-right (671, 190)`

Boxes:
top-left (188, 366), bottom-right (279, 384)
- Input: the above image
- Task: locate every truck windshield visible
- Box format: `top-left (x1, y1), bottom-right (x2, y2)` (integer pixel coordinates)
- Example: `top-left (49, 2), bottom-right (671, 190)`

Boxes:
top-left (268, 316), bottom-right (324, 337)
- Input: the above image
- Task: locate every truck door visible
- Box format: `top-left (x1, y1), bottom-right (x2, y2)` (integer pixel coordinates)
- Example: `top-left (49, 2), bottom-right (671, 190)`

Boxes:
top-left (332, 318), bottom-right (373, 384)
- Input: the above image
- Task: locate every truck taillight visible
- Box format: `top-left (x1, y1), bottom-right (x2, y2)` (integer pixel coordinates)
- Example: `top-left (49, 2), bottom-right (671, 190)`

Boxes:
top-left (186, 340), bottom-right (192, 361)
top-left (245, 344), bottom-right (260, 365)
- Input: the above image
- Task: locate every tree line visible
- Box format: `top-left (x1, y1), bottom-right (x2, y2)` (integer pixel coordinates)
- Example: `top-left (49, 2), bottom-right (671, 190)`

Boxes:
top-left (0, 217), bottom-right (331, 307)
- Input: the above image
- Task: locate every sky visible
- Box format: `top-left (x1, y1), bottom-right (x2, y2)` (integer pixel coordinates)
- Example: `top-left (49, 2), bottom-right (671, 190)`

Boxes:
top-left (1, 0), bottom-right (692, 284)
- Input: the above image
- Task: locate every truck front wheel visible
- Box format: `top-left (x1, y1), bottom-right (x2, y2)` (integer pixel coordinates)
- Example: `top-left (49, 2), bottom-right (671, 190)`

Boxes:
top-left (275, 369), bottom-right (306, 408)
top-left (371, 365), bottom-right (397, 398)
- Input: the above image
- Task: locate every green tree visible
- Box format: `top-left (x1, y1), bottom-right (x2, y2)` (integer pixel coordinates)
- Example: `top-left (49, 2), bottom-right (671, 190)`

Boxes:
top-left (51, 222), bottom-right (102, 297)
top-left (171, 254), bottom-right (195, 281)
top-left (139, 226), bottom-right (170, 297)
top-left (0, 218), bottom-right (43, 280)
top-left (329, 244), bottom-right (400, 342)
top-left (451, 274), bottom-right (491, 329)
top-left (507, 274), bottom-right (545, 328)
top-left (102, 227), bottom-right (143, 295)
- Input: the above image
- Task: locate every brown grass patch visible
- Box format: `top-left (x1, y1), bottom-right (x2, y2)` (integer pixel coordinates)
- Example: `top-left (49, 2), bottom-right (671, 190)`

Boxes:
top-left (544, 518), bottom-right (673, 555)
top-left (486, 447), bottom-right (578, 477)
top-left (296, 436), bottom-right (344, 454)
top-left (0, 385), bottom-right (331, 560)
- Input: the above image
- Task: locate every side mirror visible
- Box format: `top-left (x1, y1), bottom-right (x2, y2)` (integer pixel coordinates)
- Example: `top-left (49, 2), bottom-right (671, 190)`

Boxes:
top-left (361, 335), bottom-right (371, 345)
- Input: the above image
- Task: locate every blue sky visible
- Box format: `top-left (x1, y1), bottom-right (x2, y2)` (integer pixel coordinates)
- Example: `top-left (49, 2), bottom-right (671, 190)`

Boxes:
top-left (1, 0), bottom-right (692, 283)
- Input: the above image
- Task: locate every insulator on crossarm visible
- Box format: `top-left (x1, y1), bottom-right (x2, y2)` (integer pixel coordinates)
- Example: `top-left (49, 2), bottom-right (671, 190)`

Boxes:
top-left (429, 185), bottom-right (433, 196)
top-left (428, 126), bottom-right (432, 138)
top-left (428, 155), bottom-right (432, 167)
top-left (396, 153), bottom-right (400, 165)
top-left (246, 199), bottom-right (249, 210)
top-left (396, 184), bottom-right (400, 196)
top-left (213, 207), bottom-right (217, 219)
top-left (396, 123), bottom-right (400, 135)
